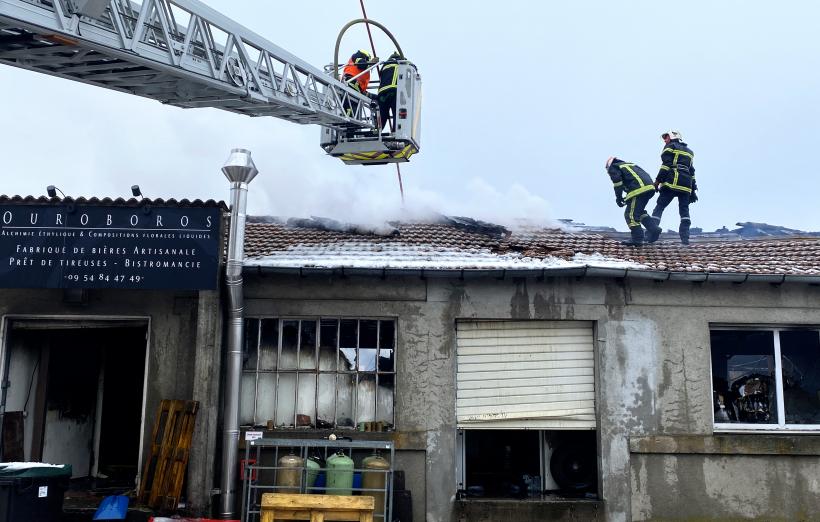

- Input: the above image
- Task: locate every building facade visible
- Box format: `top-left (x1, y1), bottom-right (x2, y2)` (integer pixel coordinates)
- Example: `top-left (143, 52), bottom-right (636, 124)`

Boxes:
top-left (239, 218), bottom-right (820, 522)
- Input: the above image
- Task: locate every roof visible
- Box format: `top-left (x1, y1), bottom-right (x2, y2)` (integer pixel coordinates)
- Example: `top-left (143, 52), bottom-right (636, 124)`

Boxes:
top-left (0, 195), bottom-right (227, 210)
top-left (243, 217), bottom-right (820, 281)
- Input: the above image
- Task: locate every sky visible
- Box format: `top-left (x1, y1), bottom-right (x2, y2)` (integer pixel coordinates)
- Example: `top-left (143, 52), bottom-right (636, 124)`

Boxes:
top-left (2, 0), bottom-right (819, 232)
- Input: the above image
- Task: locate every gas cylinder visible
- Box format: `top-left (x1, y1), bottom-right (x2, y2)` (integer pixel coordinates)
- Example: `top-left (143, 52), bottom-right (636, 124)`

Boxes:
top-left (362, 451), bottom-right (390, 517)
top-left (326, 451), bottom-right (354, 495)
top-left (275, 450), bottom-right (304, 493)
top-left (306, 456), bottom-right (321, 489)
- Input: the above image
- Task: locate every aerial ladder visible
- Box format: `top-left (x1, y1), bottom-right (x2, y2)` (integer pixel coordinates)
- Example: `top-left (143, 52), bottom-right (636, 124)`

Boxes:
top-left (0, 0), bottom-right (421, 165)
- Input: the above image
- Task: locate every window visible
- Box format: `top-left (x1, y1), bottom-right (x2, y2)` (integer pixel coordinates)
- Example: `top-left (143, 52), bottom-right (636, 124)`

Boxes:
top-left (711, 328), bottom-right (820, 430)
top-left (240, 318), bottom-right (396, 429)
top-left (456, 429), bottom-right (597, 499)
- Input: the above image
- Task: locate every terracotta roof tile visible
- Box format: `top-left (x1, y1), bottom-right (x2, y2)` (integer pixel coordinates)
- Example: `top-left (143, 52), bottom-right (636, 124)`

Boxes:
top-left (243, 220), bottom-right (820, 276)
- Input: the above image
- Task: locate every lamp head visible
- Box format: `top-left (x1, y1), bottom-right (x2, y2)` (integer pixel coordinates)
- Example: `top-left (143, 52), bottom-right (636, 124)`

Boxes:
top-left (131, 185), bottom-right (143, 198)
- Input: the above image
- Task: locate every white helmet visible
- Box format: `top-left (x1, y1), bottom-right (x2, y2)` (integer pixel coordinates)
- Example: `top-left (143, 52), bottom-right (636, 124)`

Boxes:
top-left (661, 130), bottom-right (683, 141)
top-left (605, 156), bottom-right (615, 169)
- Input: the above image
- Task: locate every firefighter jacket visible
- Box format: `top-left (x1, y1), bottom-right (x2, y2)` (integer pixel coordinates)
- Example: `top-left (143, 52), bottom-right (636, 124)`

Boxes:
top-left (608, 159), bottom-right (656, 201)
top-left (656, 139), bottom-right (696, 193)
top-left (343, 59), bottom-right (370, 94)
top-left (378, 57), bottom-right (400, 94)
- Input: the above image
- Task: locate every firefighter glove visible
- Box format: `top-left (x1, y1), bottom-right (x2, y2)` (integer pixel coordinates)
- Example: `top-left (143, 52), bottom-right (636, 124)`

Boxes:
top-left (616, 197), bottom-right (625, 207)
top-left (690, 191), bottom-right (698, 204)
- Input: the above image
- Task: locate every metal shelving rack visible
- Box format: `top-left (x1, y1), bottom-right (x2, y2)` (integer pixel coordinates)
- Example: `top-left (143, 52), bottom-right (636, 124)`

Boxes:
top-left (241, 437), bottom-right (395, 522)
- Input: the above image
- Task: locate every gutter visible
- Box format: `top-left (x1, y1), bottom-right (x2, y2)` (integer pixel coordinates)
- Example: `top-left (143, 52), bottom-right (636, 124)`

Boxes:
top-left (244, 265), bottom-right (820, 284)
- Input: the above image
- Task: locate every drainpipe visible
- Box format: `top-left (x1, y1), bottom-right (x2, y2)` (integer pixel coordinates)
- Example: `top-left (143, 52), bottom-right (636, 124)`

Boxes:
top-left (219, 148), bottom-right (258, 519)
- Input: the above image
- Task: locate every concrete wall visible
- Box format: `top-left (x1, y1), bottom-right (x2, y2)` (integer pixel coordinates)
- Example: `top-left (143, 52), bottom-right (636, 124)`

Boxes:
top-left (0, 287), bottom-right (222, 514)
top-left (243, 272), bottom-right (820, 522)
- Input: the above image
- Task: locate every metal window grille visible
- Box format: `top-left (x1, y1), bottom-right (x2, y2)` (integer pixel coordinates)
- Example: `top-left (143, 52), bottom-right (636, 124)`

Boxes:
top-left (241, 318), bottom-right (396, 429)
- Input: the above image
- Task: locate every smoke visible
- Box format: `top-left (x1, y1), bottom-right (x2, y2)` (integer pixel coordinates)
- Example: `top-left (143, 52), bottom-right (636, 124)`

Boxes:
top-left (250, 167), bottom-right (559, 231)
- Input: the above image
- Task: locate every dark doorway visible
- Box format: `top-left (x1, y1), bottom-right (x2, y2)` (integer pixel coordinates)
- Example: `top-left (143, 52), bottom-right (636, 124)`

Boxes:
top-left (2, 322), bottom-right (147, 489)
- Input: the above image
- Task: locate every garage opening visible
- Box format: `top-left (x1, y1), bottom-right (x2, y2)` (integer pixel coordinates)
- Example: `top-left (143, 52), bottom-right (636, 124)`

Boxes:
top-left (0, 320), bottom-right (148, 491)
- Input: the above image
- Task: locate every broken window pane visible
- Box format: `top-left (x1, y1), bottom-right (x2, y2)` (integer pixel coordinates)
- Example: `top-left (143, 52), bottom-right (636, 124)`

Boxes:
top-left (280, 320), bottom-right (299, 370)
top-left (378, 348), bottom-right (394, 377)
top-left (319, 319), bottom-right (339, 371)
top-left (340, 319), bottom-right (358, 348)
top-left (296, 373), bottom-right (316, 427)
top-left (359, 349), bottom-right (377, 372)
top-left (379, 320), bottom-right (395, 350)
top-left (711, 330), bottom-right (777, 424)
top-left (276, 373), bottom-right (296, 426)
top-left (256, 373), bottom-right (276, 427)
top-left (317, 374), bottom-right (336, 428)
top-left (243, 319), bottom-right (259, 371)
top-left (336, 374), bottom-right (355, 428)
top-left (340, 348), bottom-right (357, 372)
top-left (340, 319), bottom-right (358, 372)
top-left (240, 373), bottom-right (257, 426)
top-left (360, 320), bottom-right (378, 348)
top-left (258, 320), bottom-right (278, 371)
top-left (300, 321), bottom-right (317, 370)
top-left (780, 330), bottom-right (820, 424)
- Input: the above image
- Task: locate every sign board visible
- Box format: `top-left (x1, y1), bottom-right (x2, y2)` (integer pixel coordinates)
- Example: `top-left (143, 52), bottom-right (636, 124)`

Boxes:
top-left (0, 204), bottom-right (222, 290)
top-left (245, 431), bottom-right (263, 441)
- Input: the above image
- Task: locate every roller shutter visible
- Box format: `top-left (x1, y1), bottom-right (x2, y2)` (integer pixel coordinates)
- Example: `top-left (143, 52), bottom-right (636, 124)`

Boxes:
top-left (456, 320), bottom-right (596, 429)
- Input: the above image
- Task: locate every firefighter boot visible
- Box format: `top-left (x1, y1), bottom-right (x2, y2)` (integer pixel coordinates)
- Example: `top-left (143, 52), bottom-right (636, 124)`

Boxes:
top-left (645, 216), bottom-right (663, 243)
top-left (642, 215), bottom-right (663, 244)
top-left (679, 218), bottom-right (691, 245)
top-left (622, 226), bottom-right (645, 247)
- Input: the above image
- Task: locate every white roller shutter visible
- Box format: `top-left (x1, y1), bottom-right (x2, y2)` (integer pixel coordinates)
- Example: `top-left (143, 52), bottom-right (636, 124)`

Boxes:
top-left (456, 320), bottom-right (596, 429)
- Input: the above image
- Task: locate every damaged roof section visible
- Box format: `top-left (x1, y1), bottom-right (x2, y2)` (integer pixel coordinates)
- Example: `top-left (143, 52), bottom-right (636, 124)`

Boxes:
top-left (244, 218), bottom-right (820, 278)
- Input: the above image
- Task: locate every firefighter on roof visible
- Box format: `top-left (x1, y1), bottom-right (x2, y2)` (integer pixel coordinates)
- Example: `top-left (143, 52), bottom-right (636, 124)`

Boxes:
top-left (646, 130), bottom-right (697, 245)
top-left (606, 157), bottom-right (662, 247)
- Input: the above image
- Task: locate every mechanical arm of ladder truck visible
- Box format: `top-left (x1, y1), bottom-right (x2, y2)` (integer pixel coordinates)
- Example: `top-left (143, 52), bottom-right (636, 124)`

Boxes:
top-left (0, 0), bottom-right (421, 164)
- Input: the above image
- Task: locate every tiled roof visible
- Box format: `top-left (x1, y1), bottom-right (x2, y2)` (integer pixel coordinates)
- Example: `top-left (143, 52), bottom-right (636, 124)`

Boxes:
top-left (243, 218), bottom-right (820, 277)
top-left (0, 195), bottom-right (227, 210)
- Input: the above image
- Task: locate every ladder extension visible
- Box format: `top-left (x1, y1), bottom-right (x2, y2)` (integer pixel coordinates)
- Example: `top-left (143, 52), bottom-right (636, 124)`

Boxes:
top-left (0, 0), bottom-right (375, 130)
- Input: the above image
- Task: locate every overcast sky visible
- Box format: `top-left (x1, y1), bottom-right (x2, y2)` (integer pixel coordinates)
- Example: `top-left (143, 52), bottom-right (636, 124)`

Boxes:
top-left (2, 0), bottom-right (819, 231)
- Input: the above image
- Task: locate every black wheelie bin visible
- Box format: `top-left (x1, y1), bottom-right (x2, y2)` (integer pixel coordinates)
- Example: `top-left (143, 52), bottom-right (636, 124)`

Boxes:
top-left (0, 463), bottom-right (72, 522)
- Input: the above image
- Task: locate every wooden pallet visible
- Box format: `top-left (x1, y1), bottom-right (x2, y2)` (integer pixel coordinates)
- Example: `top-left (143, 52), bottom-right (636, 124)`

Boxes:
top-left (138, 399), bottom-right (199, 510)
top-left (260, 493), bottom-right (375, 522)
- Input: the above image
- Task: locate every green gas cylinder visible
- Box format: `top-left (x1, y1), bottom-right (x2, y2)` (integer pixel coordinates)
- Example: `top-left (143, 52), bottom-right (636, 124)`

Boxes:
top-left (362, 451), bottom-right (390, 517)
top-left (306, 456), bottom-right (321, 489)
top-left (275, 450), bottom-right (304, 493)
top-left (326, 451), bottom-right (354, 495)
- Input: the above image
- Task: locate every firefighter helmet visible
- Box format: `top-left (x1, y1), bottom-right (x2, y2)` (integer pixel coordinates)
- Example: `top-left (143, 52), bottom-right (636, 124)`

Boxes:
top-left (605, 156), bottom-right (616, 169)
top-left (661, 130), bottom-right (683, 141)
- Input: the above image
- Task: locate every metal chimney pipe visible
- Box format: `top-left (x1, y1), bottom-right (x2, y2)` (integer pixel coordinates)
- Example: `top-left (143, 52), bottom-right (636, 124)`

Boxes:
top-left (219, 148), bottom-right (258, 519)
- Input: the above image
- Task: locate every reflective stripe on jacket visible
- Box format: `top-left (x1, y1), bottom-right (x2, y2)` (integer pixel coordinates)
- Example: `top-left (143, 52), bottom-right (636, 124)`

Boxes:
top-left (607, 160), bottom-right (655, 200)
top-left (656, 140), bottom-right (696, 193)
top-left (343, 59), bottom-right (370, 93)
top-left (378, 61), bottom-right (399, 94)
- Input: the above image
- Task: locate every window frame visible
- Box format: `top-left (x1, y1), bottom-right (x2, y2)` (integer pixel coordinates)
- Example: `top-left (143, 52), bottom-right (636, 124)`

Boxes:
top-left (710, 325), bottom-right (820, 433)
top-left (241, 315), bottom-right (397, 430)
